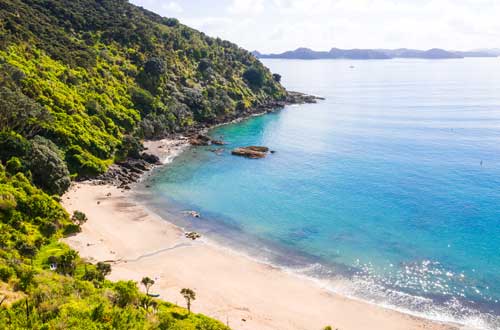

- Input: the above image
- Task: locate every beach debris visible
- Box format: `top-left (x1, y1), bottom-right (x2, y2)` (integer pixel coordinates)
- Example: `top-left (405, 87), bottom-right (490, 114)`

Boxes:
top-left (147, 293), bottom-right (160, 297)
top-left (231, 146), bottom-right (269, 159)
top-left (106, 192), bottom-right (112, 197)
top-left (185, 232), bottom-right (201, 240)
top-left (183, 210), bottom-right (201, 218)
top-left (97, 201), bottom-right (101, 205)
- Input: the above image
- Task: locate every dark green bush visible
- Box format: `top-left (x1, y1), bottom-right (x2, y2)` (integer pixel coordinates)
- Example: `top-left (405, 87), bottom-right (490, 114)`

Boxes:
top-left (243, 66), bottom-right (266, 88)
top-left (27, 136), bottom-right (71, 195)
top-left (5, 157), bottom-right (22, 175)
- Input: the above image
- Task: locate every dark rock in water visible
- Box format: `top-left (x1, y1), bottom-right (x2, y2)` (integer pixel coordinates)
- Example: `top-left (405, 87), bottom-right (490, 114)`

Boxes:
top-left (232, 146), bottom-right (269, 159)
top-left (286, 91), bottom-right (324, 104)
top-left (141, 153), bottom-right (161, 165)
top-left (183, 210), bottom-right (201, 218)
top-left (246, 146), bottom-right (269, 152)
top-left (210, 148), bottom-right (224, 155)
top-left (185, 231), bottom-right (201, 240)
top-left (189, 133), bottom-right (212, 146)
top-left (270, 150), bottom-right (276, 154)
top-left (211, 139), bottom-right (226, 145)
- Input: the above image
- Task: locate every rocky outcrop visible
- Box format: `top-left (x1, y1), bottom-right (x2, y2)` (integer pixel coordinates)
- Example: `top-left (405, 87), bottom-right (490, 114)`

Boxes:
top-left (232, 146), bottom-right (270, 159)
top-left (189, 133), bottom-right (212, 146)
top-left (185, 232), bottom-right (201, 240)
top-left (189, 133), bottom-right (227, 146)
top-left (94, 158), bottom-right (155, 188)
top-left (286, 91), bottom-right (325, 104)
top-left (140, 153), bottom-right (161, 165)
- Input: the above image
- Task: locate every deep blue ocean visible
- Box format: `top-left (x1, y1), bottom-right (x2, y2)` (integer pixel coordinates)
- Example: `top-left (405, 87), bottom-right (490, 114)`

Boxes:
top-left (142, 58), bottom-right (500, 329)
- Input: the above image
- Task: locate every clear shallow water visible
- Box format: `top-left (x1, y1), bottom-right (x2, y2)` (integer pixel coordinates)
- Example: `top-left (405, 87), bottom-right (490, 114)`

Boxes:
top-left (144, 58), bottom-right (500, 329)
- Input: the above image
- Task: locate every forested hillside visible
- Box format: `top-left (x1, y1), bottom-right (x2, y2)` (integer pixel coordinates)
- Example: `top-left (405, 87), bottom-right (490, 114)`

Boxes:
top-left (0, 0), bottom-right (285, 178)
top-left (0, 0), bottom-right (286, 328)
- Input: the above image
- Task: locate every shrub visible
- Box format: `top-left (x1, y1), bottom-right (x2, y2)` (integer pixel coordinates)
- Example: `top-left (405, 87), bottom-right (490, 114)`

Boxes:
top-left (115, 135), bottom-right (143, 160)
top-left (0, 265), bottom-right (14, 282)
top-left (0, 87), bottom-right (51, 138)
top-left (113, 281), bottom-right (139, 307)
top-left (0, 191), bottom-right (17, 211)
top-left (243, 66), bottom-right (265, 88)
top-left (63, 223), bottom-right (81, 235)
top-left (0, 131), bottom-right (30, 163)
top-left (71, 211), bottom-right (88, 225)
top-left (27, 137), bottom-right (71, 195)
top-left (131, 87), bottom-right (155, 115)
top-left (5, 157), bottom-right (22, 175)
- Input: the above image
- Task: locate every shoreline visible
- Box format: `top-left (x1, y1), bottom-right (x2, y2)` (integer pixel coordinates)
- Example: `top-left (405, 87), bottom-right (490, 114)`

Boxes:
top-left (61, 138), bottom-right (460, 330)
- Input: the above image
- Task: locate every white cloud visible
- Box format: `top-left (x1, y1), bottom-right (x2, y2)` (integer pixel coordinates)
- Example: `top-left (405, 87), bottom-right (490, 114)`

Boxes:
top-left (130, 0), bottom-right (500, 52)
top-left (161, 1), bottom-right (183, 14)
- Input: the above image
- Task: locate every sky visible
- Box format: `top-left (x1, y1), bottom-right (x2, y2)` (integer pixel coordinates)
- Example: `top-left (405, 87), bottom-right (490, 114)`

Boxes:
top-left (130, 0), bottom-right (500, 53)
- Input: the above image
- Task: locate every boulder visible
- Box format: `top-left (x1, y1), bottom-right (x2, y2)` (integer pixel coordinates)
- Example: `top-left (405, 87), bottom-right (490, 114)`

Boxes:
top-left (211, 139), bottom-right (226, 145)
top-left (231, 146), bottom-right (269, 159)
top-left (141, 152), bottom-right (161, 165)
top-left (189, 133), bottom-right (212, 146)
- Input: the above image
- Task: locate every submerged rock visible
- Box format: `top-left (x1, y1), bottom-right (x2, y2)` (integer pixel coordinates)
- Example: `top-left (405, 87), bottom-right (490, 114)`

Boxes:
top-left (231, 146), bottom-right (269, 159)
top-left (183, 210), bottom-right (201, 218)
top-left (211, 139), bottom-right (226, 145)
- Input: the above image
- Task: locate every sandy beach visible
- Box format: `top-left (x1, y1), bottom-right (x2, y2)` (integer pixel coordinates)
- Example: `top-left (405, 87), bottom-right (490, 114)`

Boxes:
top-left (62, 139), bottom-right (459, 330)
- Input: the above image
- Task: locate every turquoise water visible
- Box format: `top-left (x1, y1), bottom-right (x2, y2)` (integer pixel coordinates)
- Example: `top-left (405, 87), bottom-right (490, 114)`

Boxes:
top-left (144, 58), bottom-right (500, 329)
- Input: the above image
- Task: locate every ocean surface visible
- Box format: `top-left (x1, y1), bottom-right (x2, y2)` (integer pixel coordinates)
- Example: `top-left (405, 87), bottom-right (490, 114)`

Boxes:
top-left (141, 58), bottom-right (500, 329)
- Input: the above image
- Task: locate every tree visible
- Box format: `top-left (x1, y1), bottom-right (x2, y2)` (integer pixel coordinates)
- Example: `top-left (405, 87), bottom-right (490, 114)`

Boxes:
top-left (180, 288), bottom-right (196, 313)
top-left (71, 211), bottom-right (88, 226)
top-left (114, 281), bottom-right (139, 307)
top-left (58, 250), bottom-right (78, 275)
top-left (96, 262), bottom-right (111, 278)
top-left (0, 87), bottom-right (51, 138)
top-left (272, 73), bottom-right (281, 83)
top-left (28, 136), bottom-right (71, 195)
top-left (141, 276), bottom-right (155, 295)
top-left (243, 66), bottom-right (265, 88)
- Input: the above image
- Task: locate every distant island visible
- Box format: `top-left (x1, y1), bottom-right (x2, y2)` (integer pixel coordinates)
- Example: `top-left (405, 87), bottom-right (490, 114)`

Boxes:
top-left (253, 47), bottom-right (500, 60)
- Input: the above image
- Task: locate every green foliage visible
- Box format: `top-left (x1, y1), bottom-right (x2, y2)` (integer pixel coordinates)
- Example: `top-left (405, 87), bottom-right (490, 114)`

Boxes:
top-left (28, 136), bottom-right (71, 196)
top-left (5, 157), bottom-right (22, 175)
top-left (0, 87), bottom-right (51, 138)
top-left (71, 210), bottom-right (88, 225)
top-left (115, 135), bottom-right (143, 160)
top-left (181, 288), bottom-right (196, 313)
top-left (141, 276), bottom-right (155, 295)
top-left (0, 164), bottom-right (229, 329)
top-left (0, 0), bottom-right (286, 328)
top-left (243, 66), bottom-right (266, 89)
top-left (0, 0), bottom-right (285, 179)
top-left (0, 131), bottom-right (30, 164)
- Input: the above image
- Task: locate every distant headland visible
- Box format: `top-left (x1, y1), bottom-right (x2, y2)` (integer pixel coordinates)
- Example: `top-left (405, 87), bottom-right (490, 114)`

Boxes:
top-left (253, 47), bottom-right (500, 60)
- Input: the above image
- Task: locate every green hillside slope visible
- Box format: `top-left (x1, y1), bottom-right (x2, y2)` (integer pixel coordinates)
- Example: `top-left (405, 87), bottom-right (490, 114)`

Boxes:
top-left (0, 0), bottom-right (288, 328)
